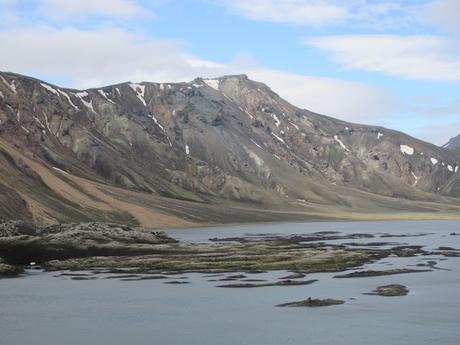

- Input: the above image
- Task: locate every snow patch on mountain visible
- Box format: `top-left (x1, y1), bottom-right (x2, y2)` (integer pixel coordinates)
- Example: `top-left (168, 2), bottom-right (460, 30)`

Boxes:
top-left (400, 145), bottom-right (414, 155)
top-left (129, 83), bottom-right (147, 106)
top-left (203, 79), bottom-right (220, 91)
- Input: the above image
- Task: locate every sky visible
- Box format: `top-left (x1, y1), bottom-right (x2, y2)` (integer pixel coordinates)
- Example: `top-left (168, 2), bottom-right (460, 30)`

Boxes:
top-left (0, 0), bottom-right (459, 145)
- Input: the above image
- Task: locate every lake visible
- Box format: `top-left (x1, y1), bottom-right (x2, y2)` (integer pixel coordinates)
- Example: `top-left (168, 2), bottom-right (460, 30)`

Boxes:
top-left (1, 220), bottom-right (459, 345)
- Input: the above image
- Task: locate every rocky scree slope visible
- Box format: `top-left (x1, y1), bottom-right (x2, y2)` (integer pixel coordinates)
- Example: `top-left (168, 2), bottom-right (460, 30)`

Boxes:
top-left (0, 72), bottom-right (459, 225)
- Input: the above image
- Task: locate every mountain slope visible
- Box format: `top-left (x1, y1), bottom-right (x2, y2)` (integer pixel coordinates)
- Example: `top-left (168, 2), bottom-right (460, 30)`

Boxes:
top-left (0, 72), bottom-right (459, 226)
top-left (444, 135), bottom-right (460, 150)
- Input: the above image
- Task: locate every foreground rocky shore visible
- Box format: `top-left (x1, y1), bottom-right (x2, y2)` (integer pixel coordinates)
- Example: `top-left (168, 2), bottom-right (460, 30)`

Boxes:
top-left (1, 220), bottom-right (457, 279)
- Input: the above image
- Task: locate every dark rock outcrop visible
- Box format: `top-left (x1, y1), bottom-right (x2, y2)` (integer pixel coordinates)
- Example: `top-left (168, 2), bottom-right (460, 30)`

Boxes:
top-left (0, 221), bottom-right (177, 264)
top-left (276, 298), bottom-right (345, 307)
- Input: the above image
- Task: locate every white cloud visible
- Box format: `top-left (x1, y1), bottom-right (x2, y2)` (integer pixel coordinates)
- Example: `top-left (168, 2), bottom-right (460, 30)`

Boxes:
top-left (220, 0), bottom-right (348, 25)
top-left (424, 0), bottom-right (460, 33)
top-left (305, 34), bottom-right (460, 81)
top-left (0, 27), bottom-right (224, 88)
top-left (219, 0), bottom-right (418, 28)
top-left (247, 69), bottom-right (399, 122)
top-left (0, 26), bottom-right (399, 125)
top-left (38, 0), bottom-right (148, 19)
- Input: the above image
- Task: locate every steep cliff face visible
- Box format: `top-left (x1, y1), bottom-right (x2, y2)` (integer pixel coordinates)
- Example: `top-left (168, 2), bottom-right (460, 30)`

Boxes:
top-left (0, 72), bottom-right (459, 225)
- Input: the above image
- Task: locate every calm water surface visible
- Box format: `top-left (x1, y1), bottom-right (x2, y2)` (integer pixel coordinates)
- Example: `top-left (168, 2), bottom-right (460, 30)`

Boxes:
top-left (1, 220), bottom-right (460, 345)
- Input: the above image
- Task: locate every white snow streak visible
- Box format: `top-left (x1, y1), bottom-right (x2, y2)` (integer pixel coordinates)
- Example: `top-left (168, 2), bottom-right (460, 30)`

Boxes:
top-left (43, 111), bottom-right (51, 131)
top-left (0, 75), bottom-right (16, 94)
top-left (272, 114), bottom-right (281, 127)
top-left (98, 89), bottom-right (115, 104)
top-left (75, 91), bottom-right (96, 113)
top-left (53, 167), bottom-right (68, 174)
top-left (148, 114), bottom-right (165, 132)
top-left (57, 90), bottom-right (79, 110)
top-left (40, 83), bottom-right (60, 96)
top-left (272, 132), bottom-right (285, 143)
top-left (410, 171), bottom-right (419, 186)
top-left (334, 135), bottom-right (349, 151)
top-left (250, 138), bottom-right (262, 149)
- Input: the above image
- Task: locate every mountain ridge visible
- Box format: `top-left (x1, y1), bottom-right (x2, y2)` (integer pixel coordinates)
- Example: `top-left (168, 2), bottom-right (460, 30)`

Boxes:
top-left (0, 71), bottom-right (459, 226)
top-left (444, 135), bottom-right (460, 150)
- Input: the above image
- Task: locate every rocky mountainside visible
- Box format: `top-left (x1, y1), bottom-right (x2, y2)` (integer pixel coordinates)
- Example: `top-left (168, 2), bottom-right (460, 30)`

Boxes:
top-left (0, 71), bottom-right (459, 226)
top-left (444, 135), bottom-right (460, 150)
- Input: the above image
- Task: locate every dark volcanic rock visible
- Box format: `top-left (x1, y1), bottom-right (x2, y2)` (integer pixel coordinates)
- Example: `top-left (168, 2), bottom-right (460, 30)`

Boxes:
top-left (276, 298), bottom-right (345, 307)
top-left (0, 258), bottom-right (23, 277)
top-left (0, 221), bottom-right (178, 264)
top-left (279, 272), bottom-right (306, 280)
top-left (0, 220), bottom-right (37, 237)
top-left (120, 275), bottom-right (168, 281)
top-left (334, 269), bottom-right (432, 278)
top-left (164, 281), bottom-right (190, 284)
top-left (217, 279), bottom-right (318, 288)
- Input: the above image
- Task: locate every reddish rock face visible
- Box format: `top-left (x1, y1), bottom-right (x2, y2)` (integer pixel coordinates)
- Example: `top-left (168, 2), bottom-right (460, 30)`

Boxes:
top-left (0, 71), bottom-right (459, 224)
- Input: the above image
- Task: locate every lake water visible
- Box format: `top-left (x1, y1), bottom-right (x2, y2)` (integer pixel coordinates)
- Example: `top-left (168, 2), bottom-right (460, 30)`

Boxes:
top-left (1, 220), bottom-right (460, 345)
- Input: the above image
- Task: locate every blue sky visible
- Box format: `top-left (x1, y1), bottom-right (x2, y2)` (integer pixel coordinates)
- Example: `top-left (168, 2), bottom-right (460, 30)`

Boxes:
top-left (1, 0), bottom-right (459, 145)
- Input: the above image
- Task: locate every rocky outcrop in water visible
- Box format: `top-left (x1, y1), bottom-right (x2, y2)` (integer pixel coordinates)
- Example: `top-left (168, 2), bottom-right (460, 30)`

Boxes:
top-left (0, 258), bottom-right (23, 277)
top-left (0, 221), bottom-right (448, 278)
top-left (333, 269), bottom-right (432, 278)
top-left (0, 220), bottom-right (177, 264)
top-left (276, 298), bottom-right (345, 307)
top-left (366, 284), bottom-right (409, 296)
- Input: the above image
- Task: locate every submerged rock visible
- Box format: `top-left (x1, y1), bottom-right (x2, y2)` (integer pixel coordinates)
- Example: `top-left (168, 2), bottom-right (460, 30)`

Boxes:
top-left (164, 281), bottom-right (190, 284)
top-left (276, 298), bottom-right (344, 307)
top-left (120, 275), bottom-right (169, 281)
top-left (70, 276), bottom-right (98, 280)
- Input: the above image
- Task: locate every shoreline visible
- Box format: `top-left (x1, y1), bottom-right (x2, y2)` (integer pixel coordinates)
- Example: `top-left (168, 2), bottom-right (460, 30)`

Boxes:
top-left (1, 219), bottom-right (459, 278)
top-left (159, 213), bottom-right (460, 232)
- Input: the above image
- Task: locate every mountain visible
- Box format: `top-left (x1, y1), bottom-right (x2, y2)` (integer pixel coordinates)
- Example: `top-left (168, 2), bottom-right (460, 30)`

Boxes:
top-left (0, 71), bottom-right (459, 226)
top-left (443, 135), bottom-right (460, 150)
